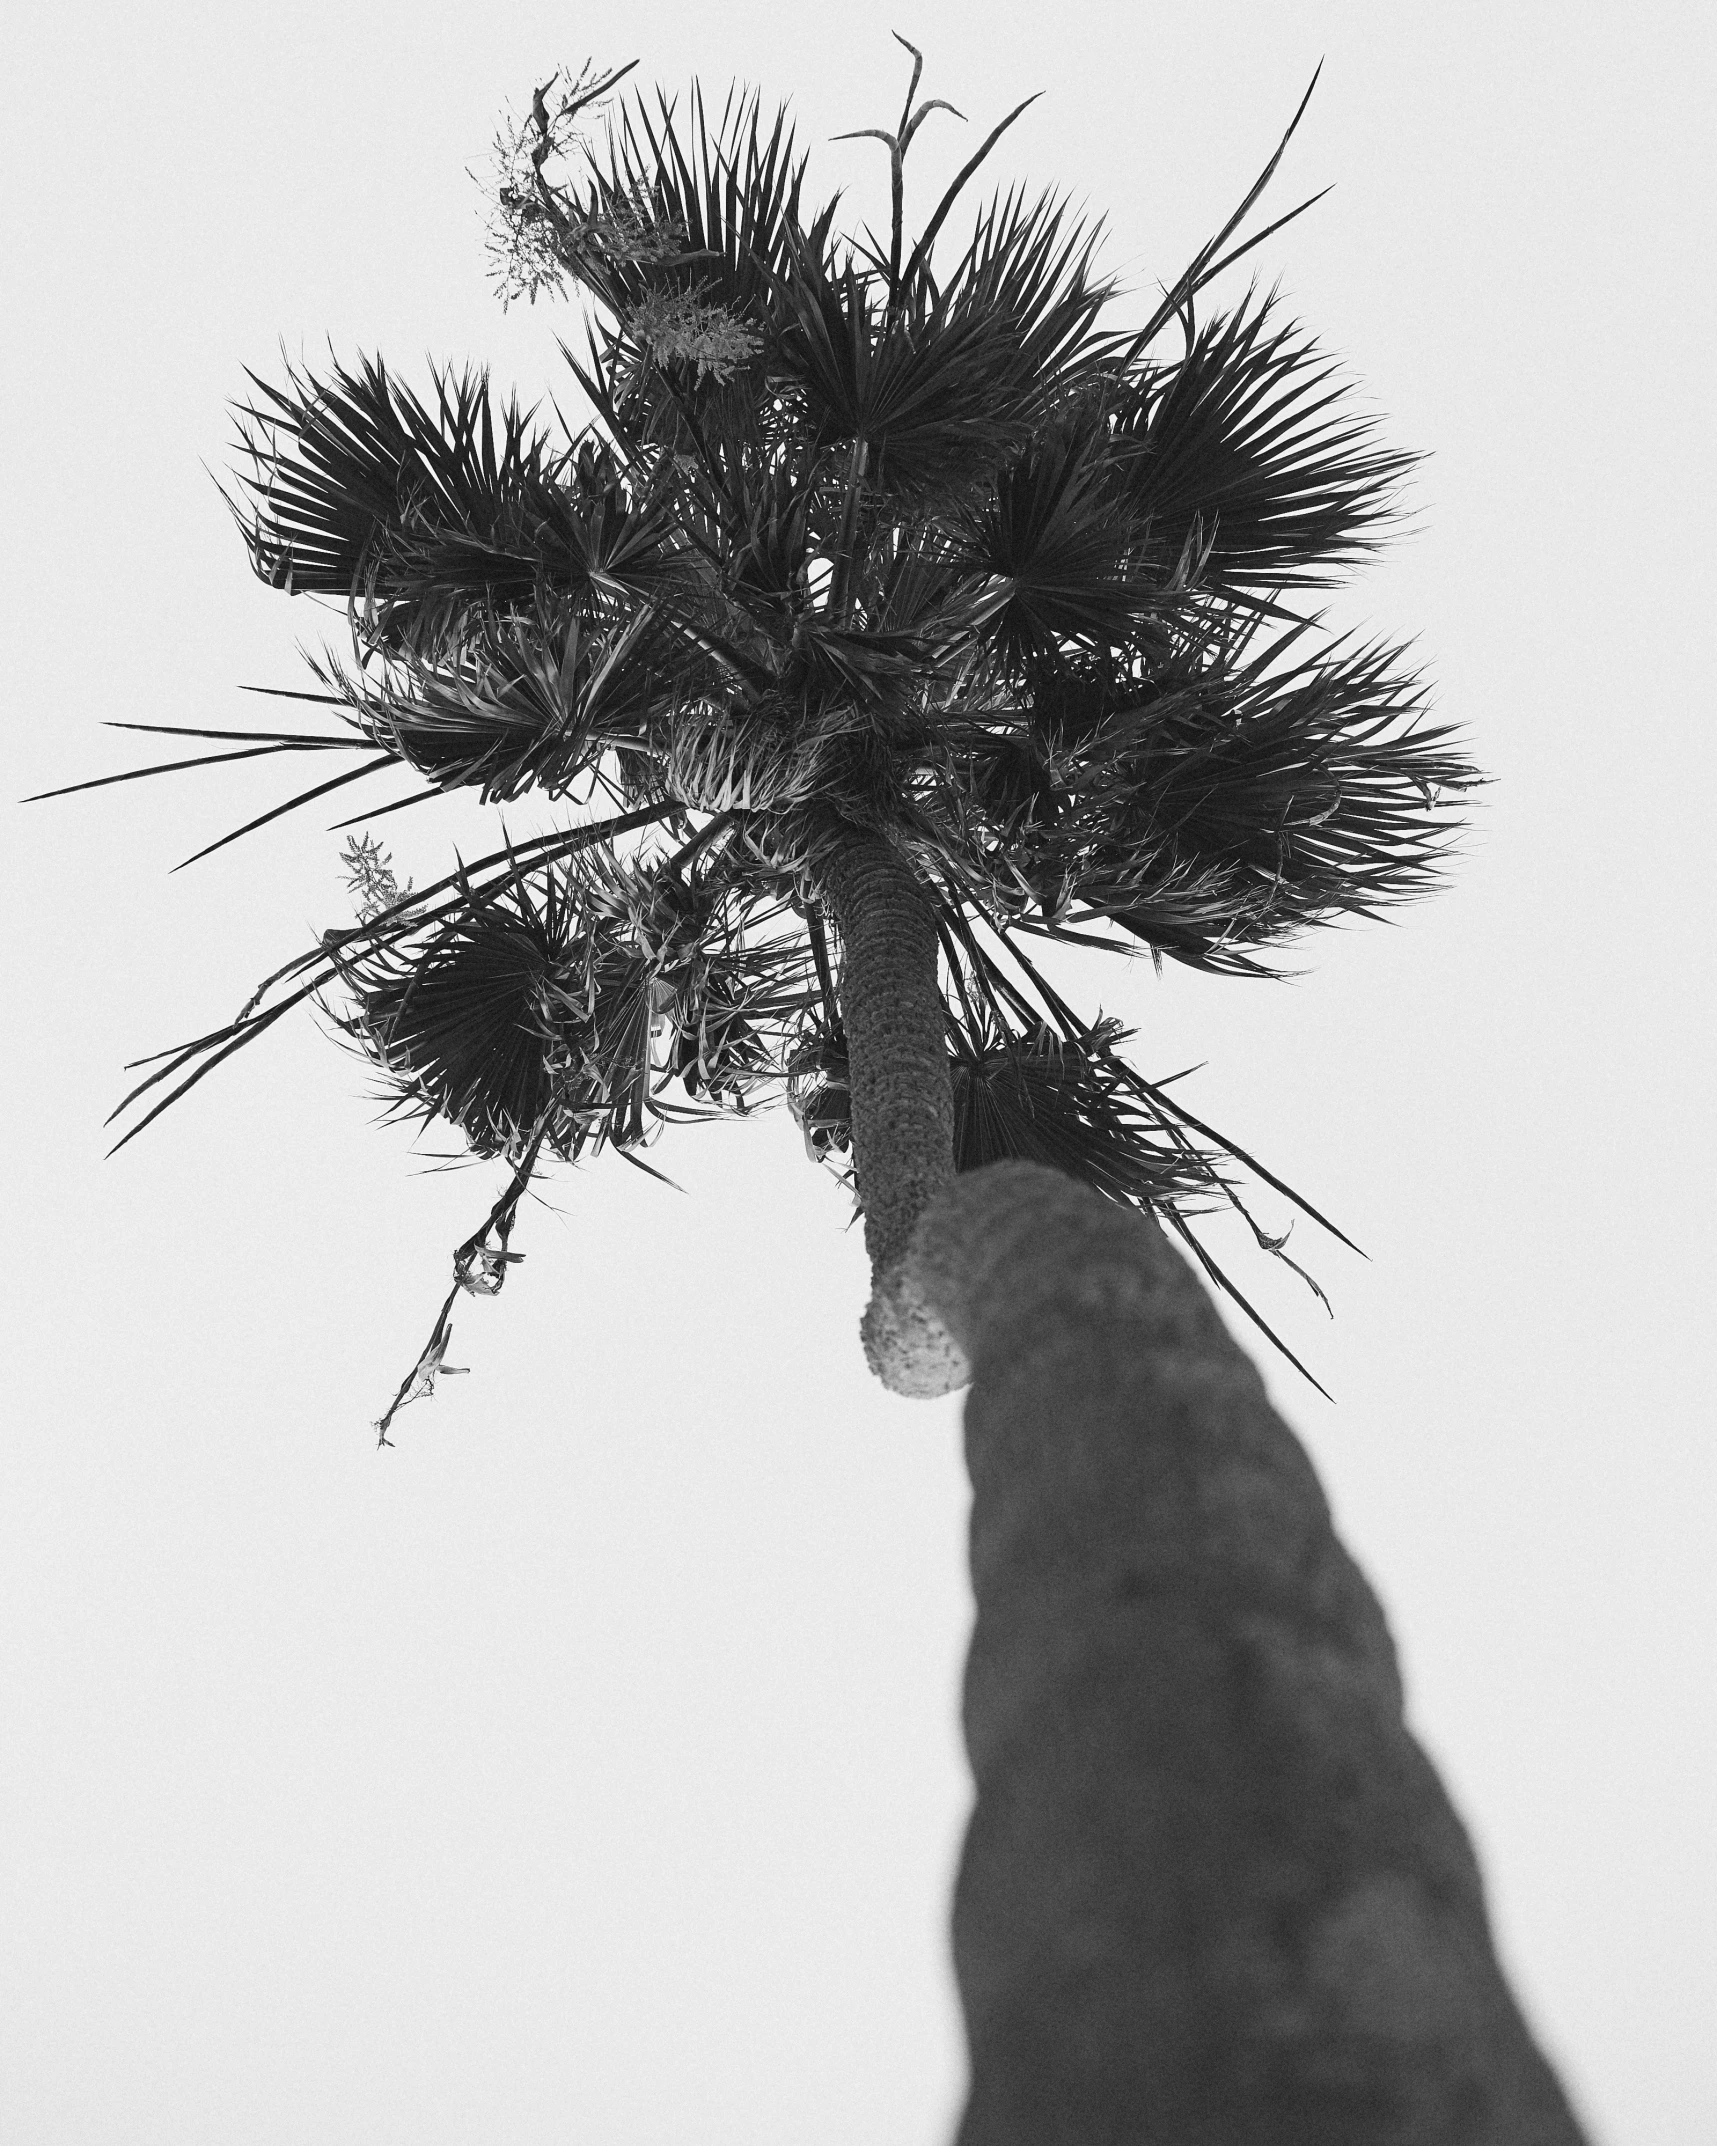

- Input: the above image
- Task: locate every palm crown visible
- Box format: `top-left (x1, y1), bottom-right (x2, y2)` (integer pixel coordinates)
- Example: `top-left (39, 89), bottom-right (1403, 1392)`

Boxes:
top-left (62, 50), bottom-right (1475, 1430)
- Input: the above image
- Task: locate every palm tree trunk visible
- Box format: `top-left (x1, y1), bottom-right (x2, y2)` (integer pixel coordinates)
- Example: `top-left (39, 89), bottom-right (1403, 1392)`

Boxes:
top-left (819, 846), bottom-right (1586, 2135)
top-left (817, 830), bottom-right (966, 1395)
top-left (904, 1161), bottom-right (1590, 2146)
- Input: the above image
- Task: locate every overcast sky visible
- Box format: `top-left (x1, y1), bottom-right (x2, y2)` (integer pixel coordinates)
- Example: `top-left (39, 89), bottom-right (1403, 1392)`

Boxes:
top-left (4, 4), bottom-right (1713, 2142)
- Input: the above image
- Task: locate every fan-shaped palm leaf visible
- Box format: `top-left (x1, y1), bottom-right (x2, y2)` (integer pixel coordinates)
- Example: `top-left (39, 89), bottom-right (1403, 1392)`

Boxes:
top-left (770, 248), bottom-right (1034, 493)
top-left (993, 625), bottom-right (1473, 967)
top-left (340, 841), bottom-right (817, 1164)
top-left (931, 185), bottom-right (1120, 399)
top-left (567, 86), bottom-right (808, 335)
top-left (344, 871), bottom-right (572, 1160)
top-left (312, 602), bottom-right (701, 803)
top-left (234, 359), bottom-right (685, 654)
top-left (235, 358), bottom-right (562, 602)
top-left (769, 189), bottom-right (1117, 499)
top-left (1117, 294), bottom-right (1414, 593)
top-left (951, 412), bottom-right (1150, 674)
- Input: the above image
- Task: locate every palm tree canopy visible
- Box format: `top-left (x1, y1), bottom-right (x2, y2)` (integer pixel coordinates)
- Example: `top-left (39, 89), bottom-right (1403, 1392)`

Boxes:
top-left (66, 50), bottom-right (1476, 1428)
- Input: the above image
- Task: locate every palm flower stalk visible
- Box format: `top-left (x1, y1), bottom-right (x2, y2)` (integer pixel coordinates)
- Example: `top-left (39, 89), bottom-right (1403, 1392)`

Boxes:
top-left (43, 42), bottom-right (1589, 2141)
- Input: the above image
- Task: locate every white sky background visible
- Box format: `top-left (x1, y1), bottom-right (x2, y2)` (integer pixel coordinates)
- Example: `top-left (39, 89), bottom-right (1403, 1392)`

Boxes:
top-left (3, 3), bottom-right (1712, 2140)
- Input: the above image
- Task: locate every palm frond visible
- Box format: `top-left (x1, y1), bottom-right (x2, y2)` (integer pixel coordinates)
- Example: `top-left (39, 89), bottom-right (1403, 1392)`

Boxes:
top-left (233, 356), bottom-right (569, 614)
top-left (769, 188), bottom-right (1117, 499)
top-left (23, 729), bottom-right (360, 805)
top-left (936, 901), bottom-right (1357, 1250)
top-left (339, 866), bottom-right (580, 1161)
top-left (1134, 65), bottom-right (1328, 348)
top-left (168, 754), bottom-right (401, 872)
top-left (234, 358), bottom-right (688, 661)
top-left (309, 601), bottom-right (699, 803)
top-left (950, 409), bottom-right (1149, 675)
top-left (933, 185), bottom-right (1122, 402)
top-left (550, 85), bottom-right (809, 328)
top-left (1118, 293), bottom-right (1415, 593)
top-left (337, 841), bottom-right (815, 1165)
top-left (770, 246), bottom-right (1024, 490)
top-left (949, 1011), bottom-right (1219, 1207)
top-left (997, 626), bottom-right (1476, 967)
top-left (106, 806), bottom-right (676, 1153)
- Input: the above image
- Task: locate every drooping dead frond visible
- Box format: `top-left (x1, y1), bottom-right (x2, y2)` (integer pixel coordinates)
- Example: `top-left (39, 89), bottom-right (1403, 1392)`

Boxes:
top-left (372, 1126), bottom-right (545, 1445)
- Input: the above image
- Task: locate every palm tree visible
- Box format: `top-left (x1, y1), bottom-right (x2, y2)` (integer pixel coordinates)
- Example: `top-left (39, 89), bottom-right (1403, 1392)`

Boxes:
top-left (49, 47), bottom-right (1588, 2142)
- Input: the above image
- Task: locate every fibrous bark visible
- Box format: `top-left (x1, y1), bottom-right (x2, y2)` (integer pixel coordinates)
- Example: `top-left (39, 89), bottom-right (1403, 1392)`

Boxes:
top-left (818, 831), bottom-right (966, 1395)
top-left (904, 1161), bottom-right (1589, 2146)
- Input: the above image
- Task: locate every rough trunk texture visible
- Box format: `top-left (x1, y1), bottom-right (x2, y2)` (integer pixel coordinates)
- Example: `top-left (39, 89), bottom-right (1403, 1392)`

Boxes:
top-left (818, 831), bottom-right (966, 1395)
top-left (905, 1162), bottom-right (1589, 2146)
